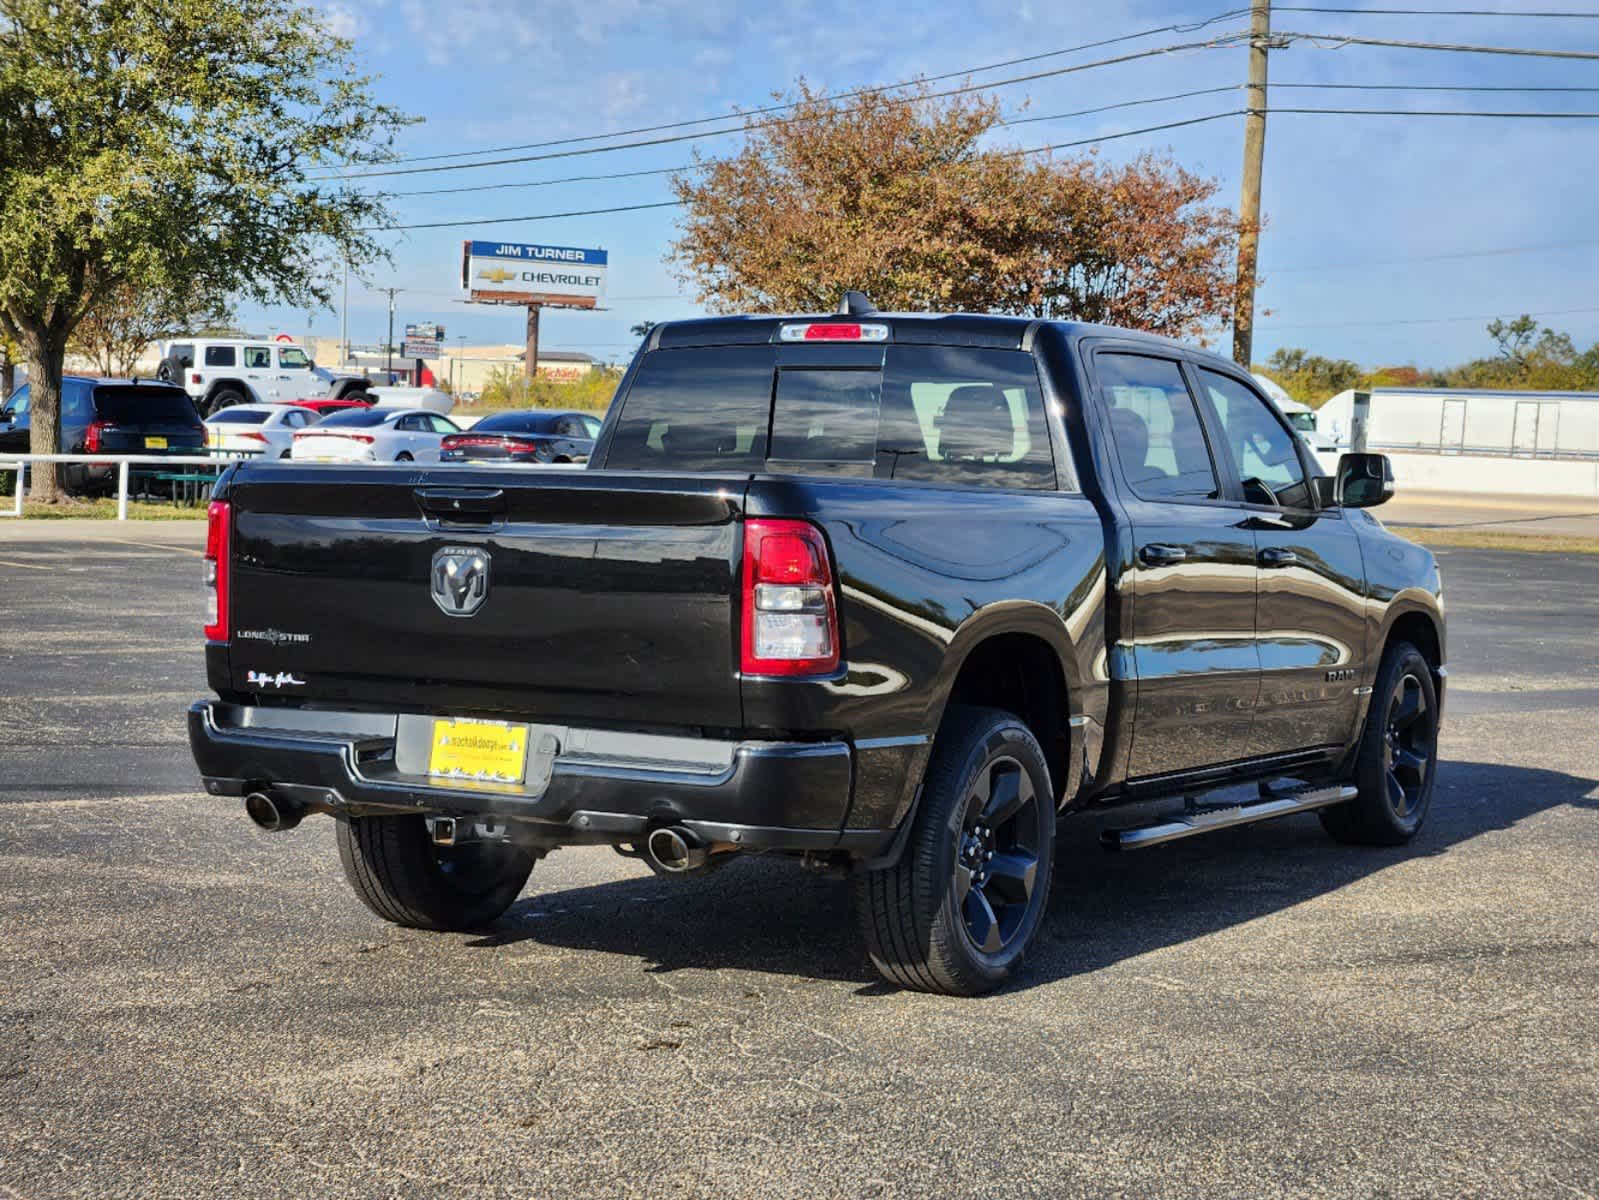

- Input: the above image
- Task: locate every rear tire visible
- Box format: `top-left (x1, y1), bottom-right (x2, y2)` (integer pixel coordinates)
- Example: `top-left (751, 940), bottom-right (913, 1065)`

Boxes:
top-left (1321, 641), bottom-right (1439, 846)
top-left (208, 386), bottom-right (246, 416)
top-left (335, 814), bottom-right (533, 931)
top-left (853, 706), bottom-right (1055, 996)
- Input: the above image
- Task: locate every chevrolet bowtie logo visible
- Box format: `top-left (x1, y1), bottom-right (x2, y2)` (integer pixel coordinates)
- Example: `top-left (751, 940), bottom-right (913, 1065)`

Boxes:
top-left (478, 267), bottom-right (518, 283)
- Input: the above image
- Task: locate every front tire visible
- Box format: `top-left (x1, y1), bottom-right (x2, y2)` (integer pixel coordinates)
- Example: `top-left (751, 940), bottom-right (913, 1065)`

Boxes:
top-left (1321, 641), bottom-right (1439, 846)
top-left (853, 706), bottom-right (1055, 996)
top-left (336, 814), bottom-right (533, 931)
top-left (395, 451), bottom-right (413, 462)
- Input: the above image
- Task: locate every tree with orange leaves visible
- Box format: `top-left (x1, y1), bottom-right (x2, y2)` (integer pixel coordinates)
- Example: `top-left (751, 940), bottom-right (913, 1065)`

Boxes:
top-left (670, 84), bottom-right (1239, 339)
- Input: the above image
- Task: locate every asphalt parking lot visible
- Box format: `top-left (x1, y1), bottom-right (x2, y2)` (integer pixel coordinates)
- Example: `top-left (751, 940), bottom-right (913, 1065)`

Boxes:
top-left (1, 528), bottom-right (1595, 1198)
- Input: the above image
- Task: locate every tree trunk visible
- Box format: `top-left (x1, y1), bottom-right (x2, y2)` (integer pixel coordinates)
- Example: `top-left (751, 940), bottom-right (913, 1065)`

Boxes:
top-left (21, 336), bottom-right (66, 502)
top-left (0, 353), bottom-right (13, 399)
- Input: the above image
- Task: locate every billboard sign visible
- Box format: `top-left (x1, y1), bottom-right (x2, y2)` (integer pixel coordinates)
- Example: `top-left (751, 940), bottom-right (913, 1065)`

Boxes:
top-left (461, 240), bottom-right (607, 308)
top-left (403, 322), bottom-right (445, 359)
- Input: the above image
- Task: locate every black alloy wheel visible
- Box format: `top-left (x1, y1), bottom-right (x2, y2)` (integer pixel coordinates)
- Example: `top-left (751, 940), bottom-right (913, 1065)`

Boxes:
top-left (1382, 670), bottom-right (1434, 822)
top-left (853, 706), bottom-right (1055, 995)
top-left (955, 756), bottom-right (1043, 955)
top-left (1322, 640), bottom-right (1440, 846)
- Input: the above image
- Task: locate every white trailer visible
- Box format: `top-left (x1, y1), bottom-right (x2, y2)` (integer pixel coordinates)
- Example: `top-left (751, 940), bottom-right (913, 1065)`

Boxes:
top-left (1317, 387), bottom-right (1599, 459)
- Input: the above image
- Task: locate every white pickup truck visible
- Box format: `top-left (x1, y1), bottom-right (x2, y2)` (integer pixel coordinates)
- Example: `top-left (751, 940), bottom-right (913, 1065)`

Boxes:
top-left (158, 338), bottom-right (372, 415)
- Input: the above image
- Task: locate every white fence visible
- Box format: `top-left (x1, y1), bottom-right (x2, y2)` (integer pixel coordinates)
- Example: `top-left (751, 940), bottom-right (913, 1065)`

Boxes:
top-left (0, 452), bottom-right (257, 520)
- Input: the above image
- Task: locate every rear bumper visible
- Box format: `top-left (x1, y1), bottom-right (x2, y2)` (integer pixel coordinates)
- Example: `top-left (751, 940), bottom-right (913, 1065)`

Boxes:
top-left (188, 700), bottom-right (881, 853)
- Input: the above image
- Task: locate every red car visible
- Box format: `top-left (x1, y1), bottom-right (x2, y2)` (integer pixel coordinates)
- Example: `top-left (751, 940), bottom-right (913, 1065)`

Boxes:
top-left (286, 397), bottom-right (373, 417)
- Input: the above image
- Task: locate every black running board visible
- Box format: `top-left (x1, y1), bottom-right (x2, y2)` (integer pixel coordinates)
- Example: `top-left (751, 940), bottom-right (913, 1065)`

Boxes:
top-left (1102, 784), bottom-right (1358, 851)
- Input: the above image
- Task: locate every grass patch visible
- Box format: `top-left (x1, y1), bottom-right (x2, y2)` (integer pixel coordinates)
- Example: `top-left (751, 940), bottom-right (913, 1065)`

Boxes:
top-left (1388, 525), bottom-right (1599, 555)
top-left (19, 497), bottom-right (206, 520)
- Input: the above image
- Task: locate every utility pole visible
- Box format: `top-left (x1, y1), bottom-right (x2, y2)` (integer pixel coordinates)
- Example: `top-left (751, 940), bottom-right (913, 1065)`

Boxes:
top-left (1232, 0), bottom-right (1271, 368)
top-left (340, 261), bottom-right (350, 368)
top-left (381, 286), bottom-right (403, 380)
top-left (524, 304), bottom-right (541, 383)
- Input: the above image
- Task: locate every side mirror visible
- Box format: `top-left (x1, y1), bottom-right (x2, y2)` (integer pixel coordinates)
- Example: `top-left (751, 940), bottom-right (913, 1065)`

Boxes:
top-left (1336, 452), bottom-right (1394, 508)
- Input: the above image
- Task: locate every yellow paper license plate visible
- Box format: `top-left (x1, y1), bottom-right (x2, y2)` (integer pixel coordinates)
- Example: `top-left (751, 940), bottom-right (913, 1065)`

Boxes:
top-left (428, 718), bottom-right (528, 785)
top-left (206, 430), bottom-right (219, 448)
top-left (145, 436), bottom-right (168, 449)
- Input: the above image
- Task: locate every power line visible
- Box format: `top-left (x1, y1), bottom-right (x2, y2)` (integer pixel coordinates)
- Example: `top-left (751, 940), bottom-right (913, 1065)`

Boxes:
top-left (341, 8), bottom-right (1255, 172)
top-left (1267, 237), bottom-right (1599, 272)
top-left (1263, 304), bottom-right (1599, 329)
top-left (317, 33), bottom-right (1251, 182)
top-left (369, 113), bottom-right (1255, 232)
top-left (1003, 86), bottom-right (1241, 125)
top-left (1274, 6), bottom-right (1599, 16)
top-left (387, 81), bottom-right (1599, 200)
top-left (389, 93), bottom-right (1243, 199)
top-left (1272, 106), bottom-right (1599, 116)
top-left (370, 102), bottom-right (1599, 232)
top-left (1277, 30), bottom-right (1599, 58)
top-left (1274, 81), bottom-right (1599, 91)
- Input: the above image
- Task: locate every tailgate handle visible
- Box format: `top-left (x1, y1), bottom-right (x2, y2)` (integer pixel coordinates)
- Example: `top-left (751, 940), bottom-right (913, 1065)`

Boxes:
top-left (414, 487), bottom-right (508, 524)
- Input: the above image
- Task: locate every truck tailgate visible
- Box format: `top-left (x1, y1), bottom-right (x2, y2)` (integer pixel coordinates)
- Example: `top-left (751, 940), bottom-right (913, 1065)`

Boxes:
top-left (222, 466), bottom-right (745, 729)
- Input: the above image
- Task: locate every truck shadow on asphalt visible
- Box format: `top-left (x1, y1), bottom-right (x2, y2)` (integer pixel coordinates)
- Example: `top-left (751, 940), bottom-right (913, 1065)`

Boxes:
top-left (467, 760), bottom-right (1596, 994)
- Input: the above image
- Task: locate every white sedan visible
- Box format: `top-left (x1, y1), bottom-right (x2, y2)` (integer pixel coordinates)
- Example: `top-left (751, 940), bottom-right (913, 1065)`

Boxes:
top-left (204, 404), bottom-right (319, 458)
top-left (290, 407), bottom-right (462, 463)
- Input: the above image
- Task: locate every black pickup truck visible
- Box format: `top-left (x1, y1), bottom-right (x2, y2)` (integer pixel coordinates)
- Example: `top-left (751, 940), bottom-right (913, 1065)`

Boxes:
top-left (189, 300), bottom-right (1445, 996)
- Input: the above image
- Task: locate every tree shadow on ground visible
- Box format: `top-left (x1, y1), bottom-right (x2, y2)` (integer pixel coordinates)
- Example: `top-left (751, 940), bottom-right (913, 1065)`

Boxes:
top-left (465, 760), bottom-right (1596, 993)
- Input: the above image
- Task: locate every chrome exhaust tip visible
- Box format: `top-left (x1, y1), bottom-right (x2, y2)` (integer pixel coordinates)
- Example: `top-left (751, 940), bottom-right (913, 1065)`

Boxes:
top-left (244, 790), bottom-right (303, 833)
top-left (645, 826), bottom-right (708, 874)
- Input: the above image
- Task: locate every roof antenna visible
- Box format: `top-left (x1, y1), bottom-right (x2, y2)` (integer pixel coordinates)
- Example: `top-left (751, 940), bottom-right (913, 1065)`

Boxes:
top-left (837, 290), bottom-right (878, 316)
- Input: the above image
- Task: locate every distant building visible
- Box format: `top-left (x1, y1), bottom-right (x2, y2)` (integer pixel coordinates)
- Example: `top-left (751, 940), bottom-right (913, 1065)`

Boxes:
top-left (1318, 387), bottom-right (1599, 460)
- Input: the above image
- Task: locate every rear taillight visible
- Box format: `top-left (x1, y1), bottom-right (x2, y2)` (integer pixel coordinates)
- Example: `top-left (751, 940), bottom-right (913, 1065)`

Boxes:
top-left (740, 519), bottom-right (840, 676)
top-left (84, 420), bottom-right (111, 452)
top-left (240, 431), bottom-right (269, 443)
top-left (204, 500), bottom-right (231, 642)
top-left (191, 372), bottom-right (202, 385)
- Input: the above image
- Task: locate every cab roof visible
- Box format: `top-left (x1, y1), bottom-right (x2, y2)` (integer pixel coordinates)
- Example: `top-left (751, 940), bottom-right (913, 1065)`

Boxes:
top-left (648, 311), bottom-right (1206, 360)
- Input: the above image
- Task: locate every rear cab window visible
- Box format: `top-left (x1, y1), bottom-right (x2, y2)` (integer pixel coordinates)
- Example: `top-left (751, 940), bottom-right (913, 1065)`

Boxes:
top-left (603, 341), bottom-right (1056, 489)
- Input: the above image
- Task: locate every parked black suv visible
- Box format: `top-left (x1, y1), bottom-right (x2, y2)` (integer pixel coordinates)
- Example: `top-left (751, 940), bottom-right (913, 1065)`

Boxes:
top-left (0, 376), bottom-right (205, 493)
top-left (189, 304), bottom-right (1445, 995)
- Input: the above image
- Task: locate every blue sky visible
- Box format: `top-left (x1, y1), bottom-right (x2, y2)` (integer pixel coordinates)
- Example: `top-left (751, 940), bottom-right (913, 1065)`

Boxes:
top-left (245, 1), bottom-right (1599, 371)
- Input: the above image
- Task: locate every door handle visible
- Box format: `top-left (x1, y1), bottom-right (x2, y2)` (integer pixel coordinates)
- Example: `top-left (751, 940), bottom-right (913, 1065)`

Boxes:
top-left (1138, 543), bottom-right (1188, 567)
top-left (1260, 547), bottom-right (1299, 568)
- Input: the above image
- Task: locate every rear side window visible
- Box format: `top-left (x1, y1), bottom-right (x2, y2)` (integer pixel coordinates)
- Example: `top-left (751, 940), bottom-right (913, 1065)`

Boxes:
top-left (244, 346), bottom-right (272, 369)
top-left (877, 346), bottom-right (1053, 489)
top-left (204, 346), bottom-right (236, 367)
top-left (91, 387), bottom-right (201, 426)
top-left (1097, 354), bottom-right (1219, 502)
top-left (605, 347), bottom-right (772, 472)
top-left (604, 343), bottom-right (1055, 489)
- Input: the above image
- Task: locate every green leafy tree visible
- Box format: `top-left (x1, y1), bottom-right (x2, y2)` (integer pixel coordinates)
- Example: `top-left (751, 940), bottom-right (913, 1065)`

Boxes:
top-left (0, 0), bottom-right (410, 499)
top-left (1261, 348), bottom-right (1362, 404)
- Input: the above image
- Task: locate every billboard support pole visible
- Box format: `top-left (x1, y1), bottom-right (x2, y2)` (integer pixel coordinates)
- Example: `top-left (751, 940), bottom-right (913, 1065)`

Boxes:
top-left (525, 304), bottom-right (541, 382)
